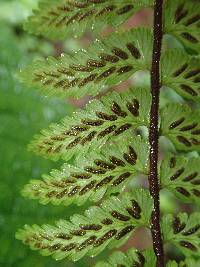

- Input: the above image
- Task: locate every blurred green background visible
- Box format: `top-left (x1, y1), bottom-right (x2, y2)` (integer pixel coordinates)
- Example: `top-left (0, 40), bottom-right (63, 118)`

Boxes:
top-left (0, 1), bottom-right (97, 266)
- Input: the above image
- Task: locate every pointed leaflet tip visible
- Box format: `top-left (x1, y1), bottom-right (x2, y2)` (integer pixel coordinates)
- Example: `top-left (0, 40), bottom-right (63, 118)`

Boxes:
top-left (29, 87), bottom-right (151, 161)
top-left (18, 28), bottom-right (153, 99)
top-left (22, 136), bottom-right (149, 206)
top-left (16, 189), bottom-right (152, 261)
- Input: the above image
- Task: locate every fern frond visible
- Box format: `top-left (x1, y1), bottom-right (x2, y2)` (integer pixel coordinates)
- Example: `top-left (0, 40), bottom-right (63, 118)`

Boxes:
top-left (23, 136), bottom-right (149, 206)
top-left (164, 0), bottom-right (200, 52)
top-left (16, 189), bottom-right (152, 261)
top-left (95, 249), bottom-right (156, 267)
top-left (24, 0), bottom-right (153, 40)
top-left (167, 259), bottom-right (200, 267)
top-left (29, 87), bottom-right (151, 161)
top-left (181, 258), bottom-right (200, 267)
top-left (166, 261), bottom-right (178, 267)
top-left (18, 28), bottom-right (152, 99)
top-left (160, 154), bottom-right (200, 204)
top-left (160, 103), bottom-right (200, 152)
top-left (161, 50), bottom-right (200, 102)
top-left (162, 212), bottom-right (200, 257)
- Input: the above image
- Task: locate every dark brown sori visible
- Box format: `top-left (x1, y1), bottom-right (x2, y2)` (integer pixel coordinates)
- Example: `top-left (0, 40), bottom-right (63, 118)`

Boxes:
top-left (42, 1), bottom-right (135, 28)
top-left (23, 197), bottom-right (144, 254)
top-left (34, 94), bottom-right (142, 158)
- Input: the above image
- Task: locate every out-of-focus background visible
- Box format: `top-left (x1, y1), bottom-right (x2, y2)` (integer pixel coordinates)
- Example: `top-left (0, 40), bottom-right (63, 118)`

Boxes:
top-left (0, 1), bottom-right (87, 266)
top-left (0, 1), bottom-right (181, 266)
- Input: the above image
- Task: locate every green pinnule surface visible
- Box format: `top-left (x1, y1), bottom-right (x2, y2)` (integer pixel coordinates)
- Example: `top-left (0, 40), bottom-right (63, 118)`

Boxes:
top-left (95, 249), bottom-right (156, 267)
top-left (18, 28), bottom-right (153, 98)
top-left (160, 154), bottom-right (200, 204)
top-left (28, 87), bottom-right (151, 161)
top-left (24, 0), bottom-right (154, 40)
top-left (16, 189), bottom-right (152, 261)
top-left (22, 136), bottom-right (149, 206)
top-left (160, 103), bottom-right (200, 152)
top-left (162, 213), bottom-right (200, 256)
top-left (164, 0), bottom-right (200, 52)
top-left (161, 50), bottom-right (200, 102)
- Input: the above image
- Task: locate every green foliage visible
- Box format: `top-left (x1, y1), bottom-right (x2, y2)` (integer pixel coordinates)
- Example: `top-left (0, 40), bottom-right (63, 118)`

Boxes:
top-left (160, 103), bottom-right (200, 152)
top-left (166, 262), bottom-right (178, 267)
top-left (24, 0), bottom-right (153, 40)
top-left (164, 0), bottom-right (200, 52)
top-left (161, 50), bottom-right (200, 102)
top-left (18, 28), bottom-right (153, 98)
top-left (95, 249), bottom-right (156, 267)
top-left (162, 213), bottom-right (200, 256)
top-left (16, 189), bottom-right (152, 261)
top-left (22, 136), bottom-right (149, 206)
top-left (167, 259), bottom-right (200, 267)
top-left (29, 87), bottom-right (151, 161)
top-left (0, 20), bottom-right (86, 267)
top-left (15, 0), bottom-right (200, 266)
top-left (182, 258), bottom-right (200, 267)
top-left (160, 154), bottom-right (200, 203)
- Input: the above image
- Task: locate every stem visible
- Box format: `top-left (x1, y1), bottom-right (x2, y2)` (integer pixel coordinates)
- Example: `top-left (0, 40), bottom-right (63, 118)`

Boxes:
top-left (148, 0), bottom-right (164, 266)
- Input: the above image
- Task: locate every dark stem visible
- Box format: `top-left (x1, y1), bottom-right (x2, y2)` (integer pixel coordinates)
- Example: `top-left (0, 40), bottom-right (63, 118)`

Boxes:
top-left (148, 0), bottom-right (164, 266)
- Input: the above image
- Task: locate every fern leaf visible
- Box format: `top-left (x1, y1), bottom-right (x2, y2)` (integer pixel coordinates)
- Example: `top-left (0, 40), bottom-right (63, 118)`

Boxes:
top-left (16, 189), bottom-right (152, 261)
top-left (22, 136), bottom-right (149, 206)
top-left (160, 103), bottom-right (200, 152)
top-left (95, 249), bottom-right (156, 267)
top-left (18, 28), bottom-right (152, 98)
top-left (164, 0), bottom-right (200, 52)
top-left (167, 259), bottom-right (200, 267)
top-left (162, 212), bottom-right (200, 257)
top-left (24, 0), bottom-right (153, 40)
top-left (166, 261), bottom-right (178, 267)
top-left (161, 50), bottom-right (200, 102)
top-left (29, 87), bottom-right (151, 161)
top-left (160, 154), bottom-right (200, 204)
top-left (181, 258), bottom-right (200, 267)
